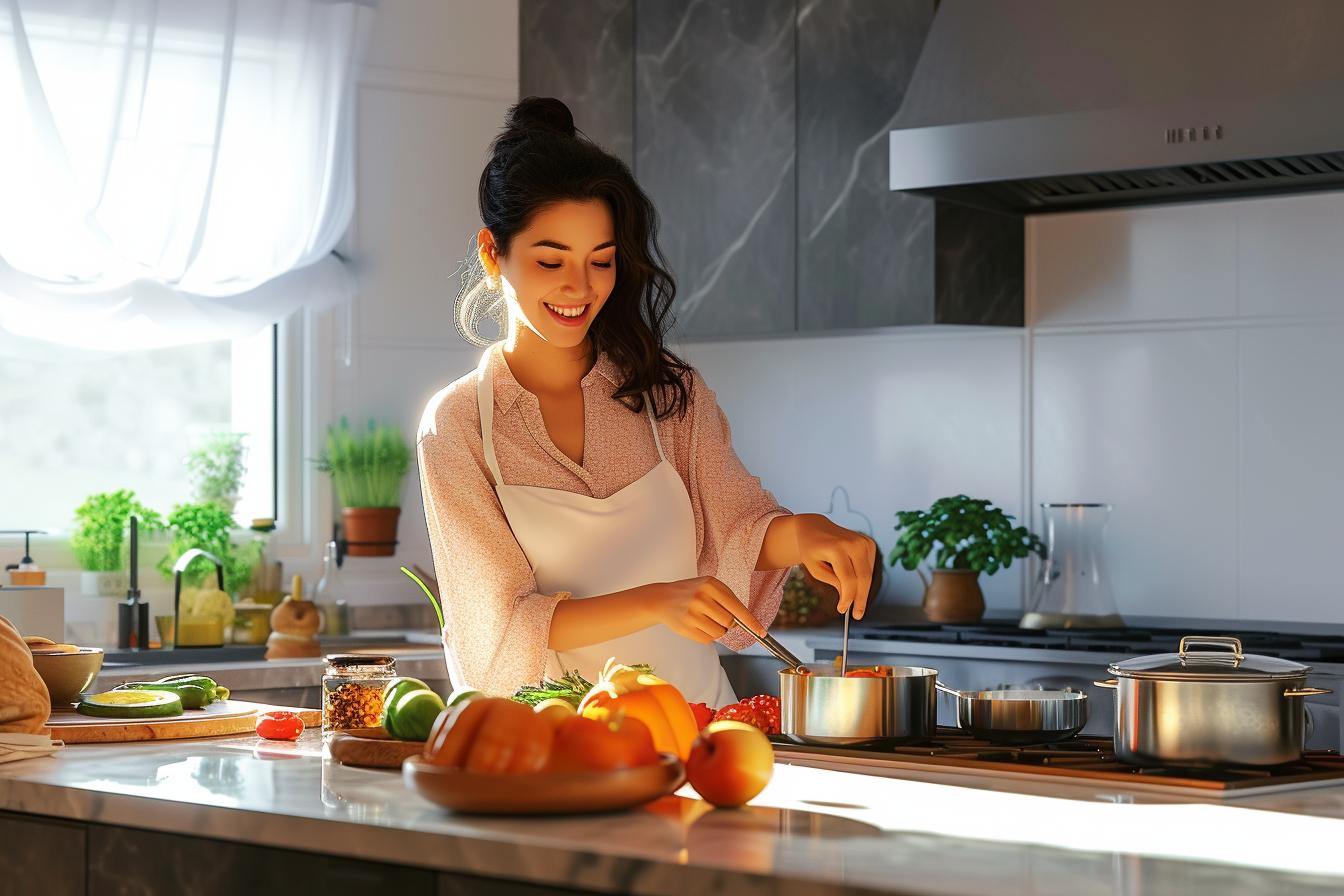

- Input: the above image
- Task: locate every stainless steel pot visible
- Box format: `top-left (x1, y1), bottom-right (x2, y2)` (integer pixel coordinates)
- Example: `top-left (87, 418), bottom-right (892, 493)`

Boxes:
top-left (936, 682), bottom-right (1088, 744)
top-left (779, 664), bottom-right (937, 745)
top-left (1096, 635), bottom-right (1331, 767)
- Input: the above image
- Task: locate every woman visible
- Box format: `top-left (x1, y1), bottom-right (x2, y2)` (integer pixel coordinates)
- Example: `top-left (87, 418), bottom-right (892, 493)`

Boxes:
top-left (418, 97), bottom-right (876, 705)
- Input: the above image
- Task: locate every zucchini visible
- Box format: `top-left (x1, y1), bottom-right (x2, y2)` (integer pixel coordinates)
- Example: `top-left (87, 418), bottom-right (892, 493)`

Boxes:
top-left (77, 691), bottom-right (183, 719)
top-left (115, 682), bottom-right (212, 710)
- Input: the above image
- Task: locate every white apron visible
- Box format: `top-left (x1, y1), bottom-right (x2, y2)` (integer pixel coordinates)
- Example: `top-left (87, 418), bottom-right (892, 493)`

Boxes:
top-left (476, 347), bottom-right (736, 707)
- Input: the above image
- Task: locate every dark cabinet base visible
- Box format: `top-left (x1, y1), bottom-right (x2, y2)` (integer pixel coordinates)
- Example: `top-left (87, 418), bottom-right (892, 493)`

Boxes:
top-left (0, 811), bottom-right (589, 896)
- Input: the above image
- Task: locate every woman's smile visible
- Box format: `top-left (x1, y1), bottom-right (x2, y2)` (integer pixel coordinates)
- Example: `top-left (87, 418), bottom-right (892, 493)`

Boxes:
top-left (543, 301), bottom-right (591, 326)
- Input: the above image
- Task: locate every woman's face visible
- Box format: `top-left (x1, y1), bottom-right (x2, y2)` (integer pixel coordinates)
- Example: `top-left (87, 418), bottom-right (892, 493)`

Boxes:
top-left (479, 199), bottom-right (617, 349)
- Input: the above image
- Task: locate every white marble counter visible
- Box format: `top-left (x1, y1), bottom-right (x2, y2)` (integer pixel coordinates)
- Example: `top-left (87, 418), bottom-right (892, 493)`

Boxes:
top-left (4, 732), bottom-right (1344, 895)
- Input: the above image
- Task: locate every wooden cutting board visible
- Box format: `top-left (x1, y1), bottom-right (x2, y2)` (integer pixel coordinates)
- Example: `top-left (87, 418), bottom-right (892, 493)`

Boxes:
top-left (46, 700), bottom-right (322, 744)
top-left (329, 728), bottom-right (424, 769)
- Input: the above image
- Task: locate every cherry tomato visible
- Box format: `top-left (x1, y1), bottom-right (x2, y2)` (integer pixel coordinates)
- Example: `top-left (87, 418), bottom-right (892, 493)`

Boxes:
top-left (255, 710), bottom-right (305, 741)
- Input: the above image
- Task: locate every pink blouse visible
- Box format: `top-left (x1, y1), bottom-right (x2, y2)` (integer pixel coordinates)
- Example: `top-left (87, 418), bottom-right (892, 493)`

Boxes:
top-left (417, 343), bottom-right (791, 696)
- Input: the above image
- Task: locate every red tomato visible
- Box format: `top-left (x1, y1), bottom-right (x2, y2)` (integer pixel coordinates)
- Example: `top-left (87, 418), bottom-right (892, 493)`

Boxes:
top-left (844, 668), bottom-right (885, 678)
top-left (688, 702), bottom-right (715, 730)
top-left (256, 711), bottom-right (305, 741)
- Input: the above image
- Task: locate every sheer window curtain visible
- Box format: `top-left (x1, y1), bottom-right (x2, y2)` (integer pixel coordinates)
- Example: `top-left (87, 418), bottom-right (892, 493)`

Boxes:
top-left (0, 0), bottom-right (376, 351)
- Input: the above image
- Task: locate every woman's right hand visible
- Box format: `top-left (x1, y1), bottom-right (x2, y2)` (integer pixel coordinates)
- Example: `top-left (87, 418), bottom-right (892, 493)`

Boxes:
top-left (641, 576), bottom-right (765, 644)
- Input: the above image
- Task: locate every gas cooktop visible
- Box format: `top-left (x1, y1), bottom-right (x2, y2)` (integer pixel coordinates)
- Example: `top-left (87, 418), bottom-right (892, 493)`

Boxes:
top-left (854, 622), bottom-right (1344, 663)
top-left (771, 728), bottom-right (1344, 797)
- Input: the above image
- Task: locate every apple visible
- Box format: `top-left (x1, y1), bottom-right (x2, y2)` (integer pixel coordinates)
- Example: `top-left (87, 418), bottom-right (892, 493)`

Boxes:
top-left (685, 719), bottom-right (774, 808)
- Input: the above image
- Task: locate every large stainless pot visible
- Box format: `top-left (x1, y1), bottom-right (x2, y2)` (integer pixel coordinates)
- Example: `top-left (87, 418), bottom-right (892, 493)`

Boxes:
top-left (1096, 635), bottom-right (1331, 767)
top-left (780, 664), bottom-right (937, 745)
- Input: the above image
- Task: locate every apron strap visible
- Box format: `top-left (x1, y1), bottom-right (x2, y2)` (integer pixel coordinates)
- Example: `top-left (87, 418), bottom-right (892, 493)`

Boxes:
top-left (644, 394), bottom-right (667, 463)
top-left (476, 347), bottom-right (503, 485)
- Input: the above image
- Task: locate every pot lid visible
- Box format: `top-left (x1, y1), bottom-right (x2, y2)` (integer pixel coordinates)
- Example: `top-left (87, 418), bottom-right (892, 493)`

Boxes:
top-left (1108, 635), bottom-right (1311, 681)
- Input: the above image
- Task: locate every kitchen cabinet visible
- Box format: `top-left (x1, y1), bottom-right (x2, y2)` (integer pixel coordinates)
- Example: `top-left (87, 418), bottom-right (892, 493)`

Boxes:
top-left (0, 811), bottom-right (84, 896)
top-left (519, 0), bottom-right (1022, 338)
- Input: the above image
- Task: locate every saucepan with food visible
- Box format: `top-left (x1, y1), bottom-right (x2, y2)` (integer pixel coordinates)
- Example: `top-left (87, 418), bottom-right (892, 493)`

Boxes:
top-left (737, 614), bottom-right (936, 745)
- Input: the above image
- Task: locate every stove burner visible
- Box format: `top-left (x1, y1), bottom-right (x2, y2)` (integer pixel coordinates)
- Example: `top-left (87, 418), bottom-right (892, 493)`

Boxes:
top-left (771, 728), bottom-right (1344, 792)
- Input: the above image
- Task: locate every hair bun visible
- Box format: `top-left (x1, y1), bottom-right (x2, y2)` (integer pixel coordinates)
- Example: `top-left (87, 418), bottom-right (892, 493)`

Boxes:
top-left (505, 96), bottom-right (576, 139)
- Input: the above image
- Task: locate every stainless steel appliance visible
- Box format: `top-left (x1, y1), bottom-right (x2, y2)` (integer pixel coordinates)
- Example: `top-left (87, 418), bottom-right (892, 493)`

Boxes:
top-left (1097, 635), bottom-right (1330, 766)
top-left (889, 0), bottom-right (1344, 213)
top-left (936, 682), bottom-right (1087, 744)
top-left (780, 663), bottom-right (937, 745)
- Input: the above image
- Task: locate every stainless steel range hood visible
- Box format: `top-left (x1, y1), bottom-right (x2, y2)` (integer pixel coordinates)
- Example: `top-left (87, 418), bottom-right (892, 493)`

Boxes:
top-left (889, 0), bottom-right (1344, 214)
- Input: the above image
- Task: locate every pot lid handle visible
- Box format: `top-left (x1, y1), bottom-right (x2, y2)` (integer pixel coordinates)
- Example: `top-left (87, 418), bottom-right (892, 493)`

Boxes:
top-left (1179, 635), bottom-right (1244, 663)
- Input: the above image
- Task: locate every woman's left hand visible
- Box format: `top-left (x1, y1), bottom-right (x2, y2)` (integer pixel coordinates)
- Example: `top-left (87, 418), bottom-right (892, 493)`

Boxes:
top-left (794, 514), bottom-right (877, 620)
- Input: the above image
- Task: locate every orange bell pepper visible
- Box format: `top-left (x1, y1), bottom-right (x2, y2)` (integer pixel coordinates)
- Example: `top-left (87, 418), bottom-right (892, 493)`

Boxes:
top-left (578, 658), bottom-right (699, 760)
top-left (422, 696), bottom-right (554, 774)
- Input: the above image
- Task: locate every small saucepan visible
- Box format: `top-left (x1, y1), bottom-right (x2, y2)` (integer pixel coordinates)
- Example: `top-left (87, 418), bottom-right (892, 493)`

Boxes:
top-left (936, 682), bottom-right (1088, 744)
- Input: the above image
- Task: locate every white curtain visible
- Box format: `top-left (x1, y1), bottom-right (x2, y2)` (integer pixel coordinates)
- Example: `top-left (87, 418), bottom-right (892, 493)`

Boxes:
top-left (0, 0), bottom-right (375, 350)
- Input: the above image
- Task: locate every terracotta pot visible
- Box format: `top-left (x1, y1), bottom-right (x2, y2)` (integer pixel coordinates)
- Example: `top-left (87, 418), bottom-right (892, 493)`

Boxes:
top-left (919, 569), bottom-right (985, 624)
top-left (342, 507), bottom-right (400, 557)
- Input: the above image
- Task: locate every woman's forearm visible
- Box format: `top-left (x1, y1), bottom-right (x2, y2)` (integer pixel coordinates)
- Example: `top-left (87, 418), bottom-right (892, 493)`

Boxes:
top-left (756, 513), bottom-right (805, 571)
top-left (547, 584), bottom-right (658, 651)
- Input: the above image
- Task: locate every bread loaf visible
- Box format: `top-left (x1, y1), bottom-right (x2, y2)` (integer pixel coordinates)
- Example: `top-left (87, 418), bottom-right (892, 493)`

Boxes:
top-left (0, 616), bottom-right (51, 733)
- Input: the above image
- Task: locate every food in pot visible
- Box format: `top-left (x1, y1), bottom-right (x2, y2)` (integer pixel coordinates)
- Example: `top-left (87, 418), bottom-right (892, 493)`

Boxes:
top-left (76, 690), bottom-right (183, 719)
top-left (255, 710), bottom-right (305, 741)
top-left (686, 720), bottom-right (774, 807)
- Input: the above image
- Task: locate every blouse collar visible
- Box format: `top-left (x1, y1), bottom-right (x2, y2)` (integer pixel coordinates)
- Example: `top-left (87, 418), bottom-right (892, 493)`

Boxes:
top-left (487, 342), bottom-right (622, 415)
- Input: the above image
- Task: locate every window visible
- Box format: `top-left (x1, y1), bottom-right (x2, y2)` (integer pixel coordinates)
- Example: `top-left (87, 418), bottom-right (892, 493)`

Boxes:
top-left (0, 325), bottom-right (277, 533)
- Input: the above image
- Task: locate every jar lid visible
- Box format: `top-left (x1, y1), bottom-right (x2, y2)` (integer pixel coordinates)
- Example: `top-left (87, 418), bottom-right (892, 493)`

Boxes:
top-left (325, 653), bottom-right (395, 667)
top-left (1108, 635), bottom-right (1311, 681)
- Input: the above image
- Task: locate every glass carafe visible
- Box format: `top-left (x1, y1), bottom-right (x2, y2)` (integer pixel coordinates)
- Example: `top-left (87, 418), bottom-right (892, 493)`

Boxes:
top-left (1020, 503), bottom-right (1124, 629)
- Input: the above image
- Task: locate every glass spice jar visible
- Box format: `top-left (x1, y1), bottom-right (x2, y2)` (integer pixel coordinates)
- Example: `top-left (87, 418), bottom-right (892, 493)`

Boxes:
top-left (322, 654), bottom-right (396, 733)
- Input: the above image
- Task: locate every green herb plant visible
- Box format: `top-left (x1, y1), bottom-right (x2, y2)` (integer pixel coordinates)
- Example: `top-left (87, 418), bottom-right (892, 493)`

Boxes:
top-left (185, 431), bottom-right (247, 511)
top-left (888, 495), bottom-right (1045, 576)
top-left (156, 501), bottom-right (263, 594)
top-left (70, 490), bottom-right (164, 572)
top-left (315, 417), bottom-right (411, 508)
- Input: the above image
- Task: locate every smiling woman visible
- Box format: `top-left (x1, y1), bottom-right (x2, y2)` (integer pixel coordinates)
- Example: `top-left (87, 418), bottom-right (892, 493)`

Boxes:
top-left (418, 97), bottom-right (878, 705)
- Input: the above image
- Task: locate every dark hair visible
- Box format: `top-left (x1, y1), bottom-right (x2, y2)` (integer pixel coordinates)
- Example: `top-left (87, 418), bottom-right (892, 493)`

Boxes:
top-left (477, 96), bottom-right (691, 419)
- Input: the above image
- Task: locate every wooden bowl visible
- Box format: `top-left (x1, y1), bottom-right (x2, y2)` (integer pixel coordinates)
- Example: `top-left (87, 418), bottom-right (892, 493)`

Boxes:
top-left (31, 647), bottom-right (104, 706)
top-left (403, 752), bottom-right (685, 815)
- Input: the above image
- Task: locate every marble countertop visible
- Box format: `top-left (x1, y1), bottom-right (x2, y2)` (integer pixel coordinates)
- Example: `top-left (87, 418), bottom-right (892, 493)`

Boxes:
top-left (6, 733), bottom-right (1344, 895)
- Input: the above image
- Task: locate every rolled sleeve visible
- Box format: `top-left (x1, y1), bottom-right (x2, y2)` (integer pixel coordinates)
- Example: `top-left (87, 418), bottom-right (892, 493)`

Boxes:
top-left (417, 411), bottom-right (563, 697)
top-left (681, 372), bottom-right (791, 651)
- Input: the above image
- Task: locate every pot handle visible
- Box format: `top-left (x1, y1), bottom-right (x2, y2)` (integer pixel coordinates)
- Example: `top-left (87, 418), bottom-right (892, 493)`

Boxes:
top-left (1179, 635), bottom-right (1244, 662)
top-left (1284, 687), bottom-right (1332, 698)
top-left (1093, 679), bottom-right (1118, 689)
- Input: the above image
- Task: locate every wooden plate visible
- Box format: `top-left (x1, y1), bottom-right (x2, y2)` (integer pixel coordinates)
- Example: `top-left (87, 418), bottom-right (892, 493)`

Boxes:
top-left (403, 753), bottom-right (685, 815)
top-left (329, 728), bottom-right (425, 769)
top-left (46, 701), bottom-right (321, 744)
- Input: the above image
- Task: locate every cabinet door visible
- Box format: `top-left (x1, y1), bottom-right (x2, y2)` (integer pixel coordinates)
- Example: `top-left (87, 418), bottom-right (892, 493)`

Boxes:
top-left (635, 0), bottom-right (797, 338)
top-left (798, 0), bottom-right (936, 330)
top-left (519, 1), bottom-right (635, 167)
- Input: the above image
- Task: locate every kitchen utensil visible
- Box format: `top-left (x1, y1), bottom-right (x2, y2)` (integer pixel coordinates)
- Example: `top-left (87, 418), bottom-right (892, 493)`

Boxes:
top-left (45, 701), bottom-right (321, 744)
top-left (732, 619), bottom-right (805, 670)
top-left (329, 728), bottom-right (424, 769)
top-left (1096, 635), bottom-right (1332, 766)
top-left (779, 663), bottom-right (937, 745)
top-left (31, 647), bottom-right (103, 706)
top-left (1020, 503), bottom-right (1124, 629)
top-left (840, 609), bottom-right (850, 675)
top-left (936, 681), bottom-right (1087, 744)
top-left (117, 516), bottom-right (149, 649)
top-left (403, 752), bottom-right (684, 815)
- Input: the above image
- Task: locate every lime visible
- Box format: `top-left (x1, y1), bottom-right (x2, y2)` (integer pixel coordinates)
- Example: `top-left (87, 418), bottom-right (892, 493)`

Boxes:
top-left (380, 677), bottom-right (430, 736)
top-left (387, 689), bottom-right (445, 741)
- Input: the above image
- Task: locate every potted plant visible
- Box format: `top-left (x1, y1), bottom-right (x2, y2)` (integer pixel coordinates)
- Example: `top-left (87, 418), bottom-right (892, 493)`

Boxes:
top-left (70, 490), bottom-right (163, 597)
top-left (185, 431), bottom-right (248, 513)
top-left (157, 501), bottom-right (263, 596)
top-left (315, 417), bottom-right (411, 556)
top-left (888, 495), bottom-right (1044, 623)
